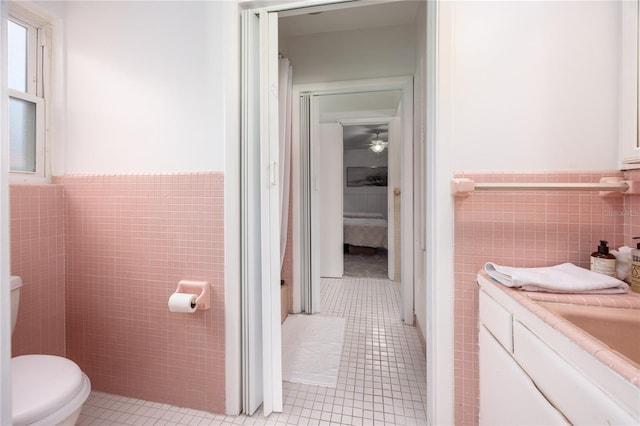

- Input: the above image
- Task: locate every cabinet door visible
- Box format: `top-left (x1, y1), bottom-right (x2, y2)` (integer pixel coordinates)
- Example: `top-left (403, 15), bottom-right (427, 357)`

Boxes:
top-left (513, 321), bottom-right (639, 425)
top-left (479, 325), bottom-right (569, 426)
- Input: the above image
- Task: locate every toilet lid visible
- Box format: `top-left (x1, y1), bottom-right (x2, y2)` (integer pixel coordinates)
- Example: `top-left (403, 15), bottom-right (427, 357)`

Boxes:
top-left (12, 355), bottom-right (86, 426)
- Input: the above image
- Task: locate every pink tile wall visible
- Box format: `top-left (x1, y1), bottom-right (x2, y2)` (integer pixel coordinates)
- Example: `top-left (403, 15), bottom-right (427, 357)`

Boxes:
top-left (453, 171), bottom-right (626, 425)
top-left (10, 184), bottom-right (66, 357)
top-left (56, 173), bottom-right (225, 413)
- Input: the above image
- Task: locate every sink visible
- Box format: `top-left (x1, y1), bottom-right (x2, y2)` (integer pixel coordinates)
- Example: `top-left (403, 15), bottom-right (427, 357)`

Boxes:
top-left (538, 302), bottom-right (640, 368)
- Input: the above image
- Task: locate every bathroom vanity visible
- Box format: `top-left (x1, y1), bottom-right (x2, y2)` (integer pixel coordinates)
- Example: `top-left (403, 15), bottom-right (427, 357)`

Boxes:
top-left (477, 273), bottom-right (640, 425)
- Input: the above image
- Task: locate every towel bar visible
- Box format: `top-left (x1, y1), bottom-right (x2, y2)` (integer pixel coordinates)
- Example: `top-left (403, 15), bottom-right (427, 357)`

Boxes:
top-left (451, 177), bottom-right (640, 197)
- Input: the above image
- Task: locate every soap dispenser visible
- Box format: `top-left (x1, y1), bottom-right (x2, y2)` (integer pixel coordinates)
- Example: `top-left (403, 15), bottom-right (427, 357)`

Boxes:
top-left (631, 237), bottom-right (640, 293)
top-left (590, 240), bottom-right (616, 277)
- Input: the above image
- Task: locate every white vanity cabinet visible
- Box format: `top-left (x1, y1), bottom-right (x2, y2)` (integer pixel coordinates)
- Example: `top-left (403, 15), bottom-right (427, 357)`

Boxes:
top-left (479, 291), bottom-right (569, 425)
top-left (479, 326), bottom-right (569, 425)
top-left (478, 280), bottom-right (639, 425)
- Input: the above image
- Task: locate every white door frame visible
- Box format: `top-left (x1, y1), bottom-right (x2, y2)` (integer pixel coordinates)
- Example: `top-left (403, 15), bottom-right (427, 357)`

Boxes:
top-left (291, 76), bottom-right (414, 324)
top-left (426, 1), bottom-right (456, 424)
top-left (231, 1), bottom-right (456, 424)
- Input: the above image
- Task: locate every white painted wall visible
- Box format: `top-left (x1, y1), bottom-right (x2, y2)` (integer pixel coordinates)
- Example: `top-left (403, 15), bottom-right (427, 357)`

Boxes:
top-left (45, 1), bottom-right (234, 174)
top-left (280, 24), bottom-right (416, 85)
top-left (451, 1), bottom-right (620, 171)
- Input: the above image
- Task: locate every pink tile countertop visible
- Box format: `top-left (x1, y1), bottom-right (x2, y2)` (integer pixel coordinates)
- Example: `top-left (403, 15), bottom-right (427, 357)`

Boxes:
top-left (478, 271), bottom-right (640, 388)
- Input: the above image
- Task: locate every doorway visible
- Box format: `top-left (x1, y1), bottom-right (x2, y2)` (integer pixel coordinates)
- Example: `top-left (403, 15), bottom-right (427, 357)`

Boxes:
top-left (290, 80), bottom-right (413, 320)
top-left (236, 0), bottom-right (440, 419)
top-left (342, 123), bottom-right (391, 280)
top-left (313, 89), bottom-right (402, 284)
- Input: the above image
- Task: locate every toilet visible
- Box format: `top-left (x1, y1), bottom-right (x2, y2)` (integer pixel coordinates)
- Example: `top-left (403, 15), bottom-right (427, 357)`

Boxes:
top-left (10, 276), bottom-right (91, 426)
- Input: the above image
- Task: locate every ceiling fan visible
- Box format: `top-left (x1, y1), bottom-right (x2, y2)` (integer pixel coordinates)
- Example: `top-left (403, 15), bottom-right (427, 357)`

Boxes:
top-left (369, 132), bottom-right (388, 153)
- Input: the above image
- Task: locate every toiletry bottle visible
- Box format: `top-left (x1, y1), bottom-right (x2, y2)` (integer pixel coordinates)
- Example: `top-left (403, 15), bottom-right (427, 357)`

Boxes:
top-left (590, 240), bottom-right (616, 277)
top-left (631, 237), bottom-right (640, 293)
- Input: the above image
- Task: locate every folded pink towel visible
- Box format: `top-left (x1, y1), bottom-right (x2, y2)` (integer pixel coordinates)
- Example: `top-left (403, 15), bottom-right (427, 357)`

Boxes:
top-left (484, 262), bottom-right (629, 294)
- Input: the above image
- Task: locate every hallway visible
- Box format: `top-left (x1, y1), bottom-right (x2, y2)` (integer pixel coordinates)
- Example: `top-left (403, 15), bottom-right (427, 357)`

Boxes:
top-left (78, 277), bottom-right (427, 425)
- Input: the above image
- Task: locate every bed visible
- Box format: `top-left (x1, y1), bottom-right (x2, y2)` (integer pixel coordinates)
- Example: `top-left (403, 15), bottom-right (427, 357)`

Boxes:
top-left (343, 212), bottom-right (388, 249)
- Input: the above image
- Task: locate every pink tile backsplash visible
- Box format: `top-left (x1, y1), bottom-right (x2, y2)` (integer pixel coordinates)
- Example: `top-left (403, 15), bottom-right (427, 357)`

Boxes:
top-left (454, 170), bottom-right (628, 425)
top-left (56, 173), bottom-right (225, 413)
top-left (10, 184), bottom-right (66, 357)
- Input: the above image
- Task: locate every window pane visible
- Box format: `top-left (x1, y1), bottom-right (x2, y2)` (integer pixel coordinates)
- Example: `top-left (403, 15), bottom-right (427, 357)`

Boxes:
top-left (9, 97), bottom-right (37, 173)
top-left (8, 20), bottom-right (28, 92)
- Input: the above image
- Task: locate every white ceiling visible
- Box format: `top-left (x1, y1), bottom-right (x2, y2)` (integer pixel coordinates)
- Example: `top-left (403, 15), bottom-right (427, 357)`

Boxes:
top-left (278, 1), bottom-right (420, 38)
top-left (319, 90), bottom-right (402, 118)
top-left (280, 1), bottom-right (412, 152)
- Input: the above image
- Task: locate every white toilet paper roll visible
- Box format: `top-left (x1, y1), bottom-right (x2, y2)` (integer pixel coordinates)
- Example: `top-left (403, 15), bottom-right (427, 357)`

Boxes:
top-left (168, 293), bottom-right (198, 313)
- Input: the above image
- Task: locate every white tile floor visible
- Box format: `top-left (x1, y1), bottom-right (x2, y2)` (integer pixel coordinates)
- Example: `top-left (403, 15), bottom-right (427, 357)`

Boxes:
top-left (78, 277), bottom-right (427, 425)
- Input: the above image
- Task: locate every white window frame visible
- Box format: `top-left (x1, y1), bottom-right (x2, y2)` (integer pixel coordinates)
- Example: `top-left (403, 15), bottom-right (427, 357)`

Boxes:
top-left (8, 89), bottom-right (45, 178)
top-left (8, 3), bottom-right (50, 183)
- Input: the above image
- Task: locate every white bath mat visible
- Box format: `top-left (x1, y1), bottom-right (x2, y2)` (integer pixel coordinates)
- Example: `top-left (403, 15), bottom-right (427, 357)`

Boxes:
top-left (281, 314), bottom-right (345, 387)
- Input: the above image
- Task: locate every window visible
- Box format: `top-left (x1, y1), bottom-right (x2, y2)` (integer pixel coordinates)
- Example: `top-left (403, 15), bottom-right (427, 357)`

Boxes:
top-left (8, 7), bottom-right (48, 180)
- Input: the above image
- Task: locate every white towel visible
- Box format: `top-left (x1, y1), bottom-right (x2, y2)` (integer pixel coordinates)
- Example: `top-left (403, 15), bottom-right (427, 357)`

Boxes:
top-left (484, 262), bottom-right (629, 294)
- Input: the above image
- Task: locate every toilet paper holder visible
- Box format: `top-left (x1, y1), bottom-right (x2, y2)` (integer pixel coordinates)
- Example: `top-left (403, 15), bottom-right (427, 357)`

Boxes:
top-left (174, 280), bottom-right (210, 310)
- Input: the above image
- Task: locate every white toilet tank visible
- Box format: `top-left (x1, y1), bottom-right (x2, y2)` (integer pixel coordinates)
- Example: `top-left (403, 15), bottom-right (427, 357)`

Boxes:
top-left (8, 274), bottom-right (92, 426)
top-left (10, 275), bottom-right (23, 334)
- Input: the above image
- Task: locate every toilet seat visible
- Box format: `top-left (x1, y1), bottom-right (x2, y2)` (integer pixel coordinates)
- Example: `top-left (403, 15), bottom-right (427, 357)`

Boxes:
top-left (12, 355), bottom-right (91, 426)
